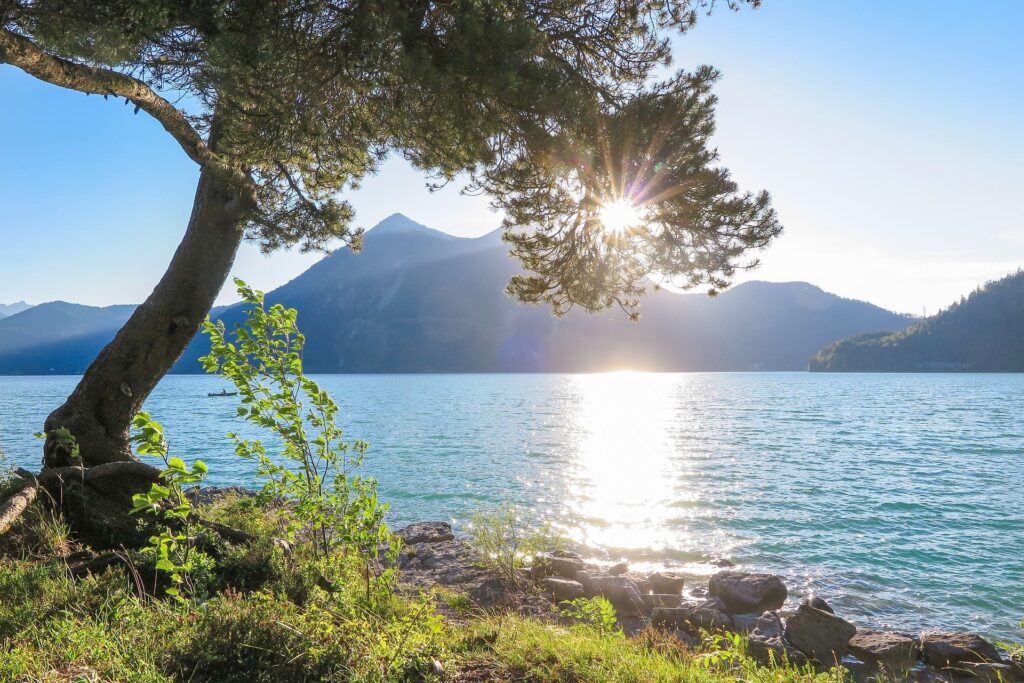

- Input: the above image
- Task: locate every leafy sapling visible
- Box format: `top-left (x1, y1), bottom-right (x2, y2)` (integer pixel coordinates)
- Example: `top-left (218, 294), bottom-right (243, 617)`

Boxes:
top-left (559, 596), bottom-right (621, 637)
top-left (201, 279), bottom-right (396, 603)
top-left (129, 411), bottom-right (208, 601)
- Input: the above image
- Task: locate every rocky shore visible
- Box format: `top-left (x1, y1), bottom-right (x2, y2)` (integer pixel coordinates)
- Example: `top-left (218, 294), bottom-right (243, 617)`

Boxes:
top-left (396, 521), bottom-right (1023, 683)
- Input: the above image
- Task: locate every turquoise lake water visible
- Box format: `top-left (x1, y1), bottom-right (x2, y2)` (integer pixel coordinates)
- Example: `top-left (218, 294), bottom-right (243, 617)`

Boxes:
top-left (0, 373), bottom-right (1021, 640)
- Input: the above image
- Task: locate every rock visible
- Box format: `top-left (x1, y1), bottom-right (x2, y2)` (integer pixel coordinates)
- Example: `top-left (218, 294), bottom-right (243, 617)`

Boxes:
top-left (951, 662), bottom-right (1016, 681)
top-left (699, 596), bottom-right (729, 613)
top-left (805, 596), bottom-right (834, 614)
top-left (784, 602), bottom-right (857, 665)
top-left (840, 654), bottom-right (874, 682)
top-left (648, 571), bottom-right (686, 595)
top-left (685, 606), bottom-right (734, 632)
top-left (625, 572), bottom-right (651, 595)
top-left (608, 561), bottom-right (629, 575)
top-left (848, 629), bottom-right (919, 673)
top-left (541, 577), bottom-right (585, 603)
top-left (730, 613), bottom-right (761, 634)
top-left (397, 521), bottom-right (454, 545)
top-left (592, 576), bottom-right (648, 616)
top-left (574, 569), bottom-right (600, 596)
top-left (534, 551), bottom-right (586, 579)
top-left (650, 605), bottom-right (732, 633)
top-left (708, 571), bottom-right (788, 614)
top-left (711, 558), bottom-right (736, 568)
top-left (747, 612), bottom-right (807, 666)
top-left (1009, 654), bottom-right (1024, 681)
top-left (920, 632), bottom-right (1001, 667)
top-left (642, 593), bottom-right (682, 610)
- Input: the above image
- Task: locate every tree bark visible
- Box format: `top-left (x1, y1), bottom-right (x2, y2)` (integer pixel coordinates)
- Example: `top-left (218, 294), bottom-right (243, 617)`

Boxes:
top-left (42, 168), bottom-right (251, 469)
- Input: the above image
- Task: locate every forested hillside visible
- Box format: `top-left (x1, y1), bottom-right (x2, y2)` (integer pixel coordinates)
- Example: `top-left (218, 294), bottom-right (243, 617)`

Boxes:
top-left (810, 270), bottom-right (1024, 372)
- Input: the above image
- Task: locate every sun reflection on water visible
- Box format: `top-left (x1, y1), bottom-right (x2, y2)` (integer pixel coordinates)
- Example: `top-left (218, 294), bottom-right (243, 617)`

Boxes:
top-left (562, 371), bottom-right (701, 571)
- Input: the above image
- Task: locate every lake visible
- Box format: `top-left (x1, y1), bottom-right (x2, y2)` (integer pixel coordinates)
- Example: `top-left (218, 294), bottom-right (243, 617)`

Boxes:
top-left (1, 372), bottom-right (1021, 640)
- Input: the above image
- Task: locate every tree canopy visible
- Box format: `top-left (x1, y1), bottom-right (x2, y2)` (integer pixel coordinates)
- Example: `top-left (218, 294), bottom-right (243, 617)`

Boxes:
top-left (2, 0), bottom-right (778, 316)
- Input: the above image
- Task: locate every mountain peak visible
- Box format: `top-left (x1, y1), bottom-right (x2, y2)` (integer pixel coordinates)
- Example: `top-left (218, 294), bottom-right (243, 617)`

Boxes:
top-left (368, 213), bottom-right (454, 240)
top-left (0, 301), bottom-right (33, 317)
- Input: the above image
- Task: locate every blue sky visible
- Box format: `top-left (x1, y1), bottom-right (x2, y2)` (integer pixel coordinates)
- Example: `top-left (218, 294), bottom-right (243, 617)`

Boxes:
top-left (1, 1), bottom-right (1022, 313)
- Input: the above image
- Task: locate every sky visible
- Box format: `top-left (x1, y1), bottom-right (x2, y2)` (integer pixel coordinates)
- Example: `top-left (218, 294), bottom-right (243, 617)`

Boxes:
top-left (1, 1), bottom-right (1022, 314)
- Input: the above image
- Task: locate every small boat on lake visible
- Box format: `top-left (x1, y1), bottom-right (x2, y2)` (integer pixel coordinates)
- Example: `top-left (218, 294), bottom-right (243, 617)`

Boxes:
top-left (207, 389), bottom-right (238, 397)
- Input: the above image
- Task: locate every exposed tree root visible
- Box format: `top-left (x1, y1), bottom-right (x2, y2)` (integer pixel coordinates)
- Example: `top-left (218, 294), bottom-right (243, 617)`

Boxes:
top-left (0, 474), bottom-right (39, 536)
top-left (1, 463), bottom-right (255, 551)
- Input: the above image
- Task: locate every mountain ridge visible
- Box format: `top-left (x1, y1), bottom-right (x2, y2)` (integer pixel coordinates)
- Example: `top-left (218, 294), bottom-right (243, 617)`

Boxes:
top-left (0, 214), bottom-right (915, 375)
top-left (173, 214), bottom-right (912, 373)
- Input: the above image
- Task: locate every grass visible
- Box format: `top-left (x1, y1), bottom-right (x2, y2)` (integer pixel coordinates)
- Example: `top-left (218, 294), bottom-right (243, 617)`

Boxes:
top-left (0, 496), bottom-right (854, 683)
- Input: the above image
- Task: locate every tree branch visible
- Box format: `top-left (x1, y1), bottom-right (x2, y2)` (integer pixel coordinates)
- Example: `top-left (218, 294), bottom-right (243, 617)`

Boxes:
top-left (0, 28), bottom-right (255, 205)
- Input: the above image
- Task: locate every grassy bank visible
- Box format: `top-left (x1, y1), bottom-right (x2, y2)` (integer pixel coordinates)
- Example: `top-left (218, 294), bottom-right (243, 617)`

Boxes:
top-left (0, 492), bottom-right (845, 683)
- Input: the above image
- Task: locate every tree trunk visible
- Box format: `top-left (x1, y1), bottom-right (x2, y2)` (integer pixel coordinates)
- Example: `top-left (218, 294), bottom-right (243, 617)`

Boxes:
top-left (42, 168), bottom-right (250, 469)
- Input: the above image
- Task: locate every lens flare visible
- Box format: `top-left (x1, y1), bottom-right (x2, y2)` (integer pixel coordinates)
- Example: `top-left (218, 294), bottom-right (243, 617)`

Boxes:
top-left (597, 198), bottom-right (641, 234)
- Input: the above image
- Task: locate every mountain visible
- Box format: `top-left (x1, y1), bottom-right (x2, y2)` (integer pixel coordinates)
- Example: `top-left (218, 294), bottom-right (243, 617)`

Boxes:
top-left (0, 302), bottom-right (136, 374)
top-left (809, 269), bottom-right (1024, 372)
top-left (0, 301), bottom-right (32, 319)
top-left (171, 213), bottom-right (913, 373)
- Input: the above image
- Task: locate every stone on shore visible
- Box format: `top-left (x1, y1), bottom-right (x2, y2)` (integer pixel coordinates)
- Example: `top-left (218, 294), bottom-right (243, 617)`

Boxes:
top-left (784, 601), bottom-right (857, 665)
top-left (848, 629), bottom-right (918, 673)
top-left (729, 613), bottom-right (762, 634)
top-left (806, 595), bottom-right (834, 614)
top-left (625, 572), bottom-right (652, 595)
top-left (650, 604), bottom-right (733, 633)
top-left (920, 632), bottom-right (1001, 668)
top-left (642, 594), bottom-right (682, 610)
top-left (397, 521), bottom-right (454, 545)
top-left (574, 569), bottom-right (600, 595)
top-left (592, 576), bottom-right (648, 616)
top-left (534, 551), bottom-right (586, 579)
top-left (746, 611), bottom-right (807, 666)
top-left (608, 561), bottom-right (629, 576)
top-left (952, 662), bottom-right (1017, 681)
top-left (708, 571), bottom-right (788, 614)
top-left (541, 577), bottom-right (585, 602)
top-left (648, 571), bottom-right (686, 595)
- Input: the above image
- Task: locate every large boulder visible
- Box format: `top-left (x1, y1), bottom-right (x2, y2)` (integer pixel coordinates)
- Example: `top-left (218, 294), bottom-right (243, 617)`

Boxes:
top-left (848, 629), bottom-right (918, 673)
top-left (398, 521), bottom-right (454, 545)
top-left (708, 571), bottom-right (788, 614)
top-left (746, 612), bottom-right (807, 666)
top-left (784, 601), bottom-right (857, 665)
top-left (541, 577), bottom-right (585, 603)
top-left (648, 571), bottom-right (686, 595)
top-left (920, 632), bottom-right (1001, 668)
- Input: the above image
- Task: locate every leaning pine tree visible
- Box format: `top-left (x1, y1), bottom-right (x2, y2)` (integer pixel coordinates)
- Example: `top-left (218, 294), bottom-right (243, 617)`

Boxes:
top-left (0, 0), bottom-right (779, 544)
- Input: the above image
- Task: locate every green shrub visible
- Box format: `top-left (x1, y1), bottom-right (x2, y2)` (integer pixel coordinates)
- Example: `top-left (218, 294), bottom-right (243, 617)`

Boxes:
top-left (466, 502), bottom-right (564, 584)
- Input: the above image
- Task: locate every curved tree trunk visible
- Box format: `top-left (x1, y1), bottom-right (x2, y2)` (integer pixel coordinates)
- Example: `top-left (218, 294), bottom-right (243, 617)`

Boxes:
top-left (43, 168), bottom-right (250, 469)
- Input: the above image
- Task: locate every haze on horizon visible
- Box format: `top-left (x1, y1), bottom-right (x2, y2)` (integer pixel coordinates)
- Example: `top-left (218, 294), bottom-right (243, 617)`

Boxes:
top-left (1, 1), bottom-right (1021, 315)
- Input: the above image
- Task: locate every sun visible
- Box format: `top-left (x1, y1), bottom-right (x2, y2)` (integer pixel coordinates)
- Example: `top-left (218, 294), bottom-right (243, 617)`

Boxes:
top-left (597, 198), bottom-right (641, 234)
